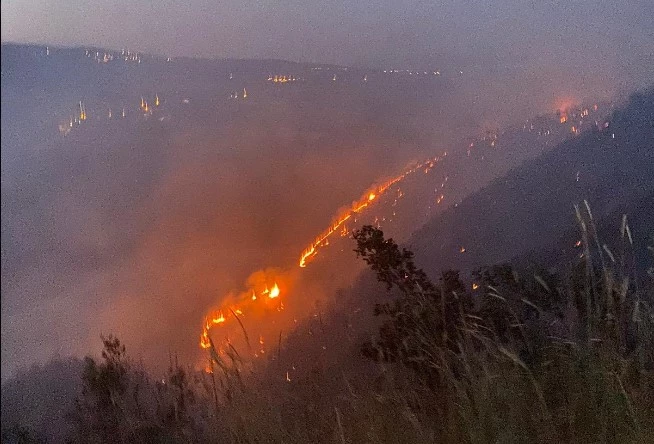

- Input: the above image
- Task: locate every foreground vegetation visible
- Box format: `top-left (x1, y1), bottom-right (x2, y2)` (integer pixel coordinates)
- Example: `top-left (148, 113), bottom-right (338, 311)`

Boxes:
top-left (3, 204), bottom-right (653, 443)
top-left (348, 205), bottom-right (654, 443)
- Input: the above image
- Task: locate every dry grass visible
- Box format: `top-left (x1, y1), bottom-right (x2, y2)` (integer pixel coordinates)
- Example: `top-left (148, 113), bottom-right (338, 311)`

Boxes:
top-left (59, 204), bottom-right (652, 444)
top-left (202, 204), bottom-right (653, 444)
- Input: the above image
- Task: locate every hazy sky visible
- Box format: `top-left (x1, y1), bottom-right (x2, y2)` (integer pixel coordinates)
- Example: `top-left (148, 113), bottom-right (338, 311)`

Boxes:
top-left (2, 0), bottom-right (654, 71)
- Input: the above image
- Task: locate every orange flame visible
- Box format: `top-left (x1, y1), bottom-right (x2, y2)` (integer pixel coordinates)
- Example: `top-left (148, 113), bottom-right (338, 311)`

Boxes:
top-left (212, 311), bottom-right (225, 324)
top-left (298, 157), bottom-right (441, 267)
top-left (199, 155), bottom-right (444, 354)
top-left (269, 282), bottom-right (280, 298)
top-left (198, 277), bottom-right (284, 350)
top-left (200, 329), bottom-right (211, 349)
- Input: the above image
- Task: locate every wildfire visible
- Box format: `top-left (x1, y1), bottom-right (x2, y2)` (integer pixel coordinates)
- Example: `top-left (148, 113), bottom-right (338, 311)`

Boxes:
top-left (199, 155), bottom-right (444, 354)
top-left (298, 157), bottom-right (441, 268)
top-left (199, 276), bottom-right (285, 349)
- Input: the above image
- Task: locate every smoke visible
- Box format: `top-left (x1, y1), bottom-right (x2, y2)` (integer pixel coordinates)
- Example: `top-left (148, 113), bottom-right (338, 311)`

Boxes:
top-left (2, 6), bottom-right (653, 378)
top-left (0, 75), bottom-right (447, 378)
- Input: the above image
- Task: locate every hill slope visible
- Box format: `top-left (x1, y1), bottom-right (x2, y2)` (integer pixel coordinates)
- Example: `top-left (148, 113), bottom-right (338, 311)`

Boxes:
top-left (409, 89), bottom-right (654, 277)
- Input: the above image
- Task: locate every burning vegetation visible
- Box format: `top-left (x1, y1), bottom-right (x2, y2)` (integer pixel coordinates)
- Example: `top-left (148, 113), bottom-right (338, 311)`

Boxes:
top-left (198, 156), bottom-right (443, 359)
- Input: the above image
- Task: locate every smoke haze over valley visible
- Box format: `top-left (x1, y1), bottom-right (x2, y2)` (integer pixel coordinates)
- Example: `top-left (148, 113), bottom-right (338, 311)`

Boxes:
top-left (1, 2), bottom-right (653, 442)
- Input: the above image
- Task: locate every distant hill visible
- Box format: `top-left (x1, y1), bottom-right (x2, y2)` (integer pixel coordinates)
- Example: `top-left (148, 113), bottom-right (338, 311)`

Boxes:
top-left (409, 88), bottom-right (654, 277)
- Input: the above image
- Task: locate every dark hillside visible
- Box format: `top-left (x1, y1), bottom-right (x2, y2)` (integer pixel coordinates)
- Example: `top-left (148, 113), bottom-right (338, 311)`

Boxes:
top-left (410, 89), bottom-right (654, 277)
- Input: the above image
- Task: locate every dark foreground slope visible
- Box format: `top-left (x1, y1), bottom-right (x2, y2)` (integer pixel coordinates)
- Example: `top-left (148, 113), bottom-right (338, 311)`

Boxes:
top-left (410, 89), bottom-right (654, 277)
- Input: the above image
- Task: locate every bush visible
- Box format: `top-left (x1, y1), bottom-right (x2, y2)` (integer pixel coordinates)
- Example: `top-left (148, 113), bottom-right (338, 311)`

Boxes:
top-left (350, 203), bottom-right (653, 443)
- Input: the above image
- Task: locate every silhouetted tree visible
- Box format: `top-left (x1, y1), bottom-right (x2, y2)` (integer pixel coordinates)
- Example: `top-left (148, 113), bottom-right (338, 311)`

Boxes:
top-left (73, 335), bottom-right (129, 442)
top-left (353, 226), bottom-right (471, 386)
top-left (71, 336), bottom-right (212, 443)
